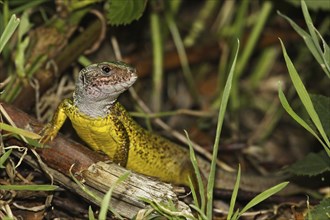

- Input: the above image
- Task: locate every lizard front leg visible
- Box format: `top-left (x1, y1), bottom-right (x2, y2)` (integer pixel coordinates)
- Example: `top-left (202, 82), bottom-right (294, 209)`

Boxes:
top-left (39, 99), bottom-right (74, 144)
top-left (104, 115), bottom-right (130, 167)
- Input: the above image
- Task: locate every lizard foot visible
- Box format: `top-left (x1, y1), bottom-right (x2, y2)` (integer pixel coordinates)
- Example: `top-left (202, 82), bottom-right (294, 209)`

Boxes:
top-left (39, 124), bottom-right (58, 144)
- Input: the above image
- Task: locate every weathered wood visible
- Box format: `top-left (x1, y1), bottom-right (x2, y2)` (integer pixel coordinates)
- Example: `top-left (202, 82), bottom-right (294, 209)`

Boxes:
top-left (83, 162), bottom-right (191, 217)
top-left (15, 151), bottom-right (190, 218)
top-left (1, 102), bottom-right (192, 218)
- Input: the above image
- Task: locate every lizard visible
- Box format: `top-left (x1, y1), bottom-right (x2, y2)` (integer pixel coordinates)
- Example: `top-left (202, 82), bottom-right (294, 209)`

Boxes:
top-left (39, 61), bottom-right (200, 191)
top-left (39, 61), bottom-right (306, 197)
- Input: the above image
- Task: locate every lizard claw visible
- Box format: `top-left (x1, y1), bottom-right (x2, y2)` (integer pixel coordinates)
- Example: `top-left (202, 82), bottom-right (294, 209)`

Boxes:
top-left (39, 124), bottom-right (57, 144)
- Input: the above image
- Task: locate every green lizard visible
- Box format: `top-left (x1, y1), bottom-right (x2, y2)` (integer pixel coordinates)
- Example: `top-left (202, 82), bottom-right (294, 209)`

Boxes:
top-left (40, 61), bottom-right (305, 196)
top-left (40, 61), bottom-right (200, 190)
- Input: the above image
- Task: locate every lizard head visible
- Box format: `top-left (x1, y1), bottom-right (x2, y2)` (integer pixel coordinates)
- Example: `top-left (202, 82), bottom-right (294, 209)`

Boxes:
top-left (73, 61), bottom-right (138, 117)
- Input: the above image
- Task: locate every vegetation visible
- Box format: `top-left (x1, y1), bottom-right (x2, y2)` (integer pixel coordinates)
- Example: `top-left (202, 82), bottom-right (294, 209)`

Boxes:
top-left (0, 0), bottom-right (329, 219)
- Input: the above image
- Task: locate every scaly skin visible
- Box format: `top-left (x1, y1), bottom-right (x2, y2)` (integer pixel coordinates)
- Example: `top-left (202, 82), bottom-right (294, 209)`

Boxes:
top-left (40, 61), bottom-right (198, 189)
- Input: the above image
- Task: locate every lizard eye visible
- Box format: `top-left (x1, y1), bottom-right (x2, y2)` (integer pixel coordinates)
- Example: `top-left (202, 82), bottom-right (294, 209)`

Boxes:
top-left (101, 65), bottom-right (112, 74)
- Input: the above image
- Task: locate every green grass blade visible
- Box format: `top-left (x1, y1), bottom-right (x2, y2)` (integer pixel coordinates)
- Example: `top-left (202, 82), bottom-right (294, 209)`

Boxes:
top-left (227, 165), bottom-right (241, 220)
top-left (249, 47), bottom-right (279, 89)
top-left (0, 14), bottom-right (20, 53)
top-left (24, 137), bottom-right (43, 148)
top-left (0, 184), bottom-right (58, 191)
top-left (184, 0), bottom-right (219, 47)
top-left (231, 210), bottom-right (239, 220)
top-left (185, 130), bottom-right (205, 212)
top-left (188, 177), bottom-right (199, 209)
top-left (189, 204), bottom-right (208, 220)
top-left (235, 1), bottom-right (272, 78)
top-left (166, 9), bottom-right (200, 104)
top-left (301, 0), bottom-right (322, 56)
top-left (277, 11), bottom-right (323, 66)
top-left (232, 1), bottom-right (272, 109)
top-left (150, 2), bottom-right (164, 112)
top-left (313, 26), bottom-right (330, 76)
top-left (280, 39), bottom-right (330, 150)
top-left (206, 40), bottom-right (239, 218)
top-left (278, 5), bottom-right (330, 77)
top-left (0, 122), bottom-right (41, 139)
top-left (278, 84), bottom-right (329, 156)
top-left (238, 182), bottom-right (289, 215)
top-left (278, 85), bottom-right (323, 141)
top-left (11, 0), bottom-right (49, 14)
top-left (88, 206), bottom-right (95, 220)
top-left (301, 0), bottom-right (330, 77)
top-left (0, 149), bottom-right (12, 168)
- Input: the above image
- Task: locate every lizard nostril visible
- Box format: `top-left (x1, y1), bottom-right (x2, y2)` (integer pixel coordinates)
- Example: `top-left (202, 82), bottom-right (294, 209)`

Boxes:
top-left (80, 74), bottom-right (85, 85)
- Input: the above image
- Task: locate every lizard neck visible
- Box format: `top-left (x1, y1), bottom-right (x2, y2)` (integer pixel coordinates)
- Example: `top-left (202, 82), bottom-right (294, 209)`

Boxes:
top-left (73, 91), bottom-right (117, 118)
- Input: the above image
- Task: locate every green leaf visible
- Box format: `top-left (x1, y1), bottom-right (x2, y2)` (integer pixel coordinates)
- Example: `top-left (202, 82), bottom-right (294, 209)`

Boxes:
top-left (18, 11), bottom-right (32, 41)
top-left (15, 11), bottom-right (32, 78)
top-left (310, 94), bottom-right (330, 137)
top-left (300, 0), bottom-right (330, 76)
top-left (185, 130), bottom-right (205, 212)
top-left (278, 6), bottom-right (330, 77)
top-left (0, 14), bottom-right (20, 53)
top-left (88, 206), bottom-right (95, 220)
top-left (0, 184), bottom-right (58, 191)
top-left (279, 39), bottom-right (330, 154)
top-left (15, 36), bottom-right (30, 77)
top-left (0, 149), bottom-right (12, 168)
top-left (277, 11), bottom-right (323, 68)
top-left (11, 0), bottom-right (49, 14)
top-left (231, 210), bottom-right (239, 220)
top-left (310, 198), bottom-right (330, 220)
top-left (0, 122), bottom-right (41, 139)
top-left (301, 0), bottom-right (322, 56)
top-left (227, 165), bottom-right (241, 220)
top-left (278, 83), bottom-right (329, 155)
top-left (206, 40), bottom-right (239, 219)
top-left (323, 35), bottom-right (330, 71)
top-left (288, 151), bottom-right (330, 176)
top-left (106, 0), bottom-right (147, 25)
top-left (239, 182), bottom-right (289, 216)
